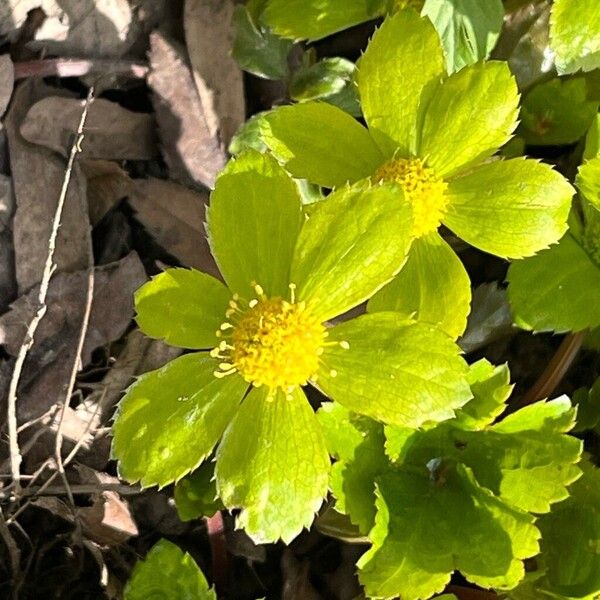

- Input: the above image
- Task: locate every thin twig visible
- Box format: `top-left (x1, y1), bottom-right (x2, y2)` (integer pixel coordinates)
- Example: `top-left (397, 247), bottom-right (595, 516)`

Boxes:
top-left (5, 88), bottom-right (94, 499)
top-left (518, 331), bottom-right (586, 408)
top-left (0, 483), bottom-right (142, 500)
top-left (13, 58), bottom-right (149, 81)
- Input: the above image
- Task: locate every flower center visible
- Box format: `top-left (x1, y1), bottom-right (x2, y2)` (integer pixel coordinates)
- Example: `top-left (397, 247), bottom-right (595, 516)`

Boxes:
top-left (211, 284), bottom-right (327, 393)
top-left (373, 157), bottom-right (448, 238)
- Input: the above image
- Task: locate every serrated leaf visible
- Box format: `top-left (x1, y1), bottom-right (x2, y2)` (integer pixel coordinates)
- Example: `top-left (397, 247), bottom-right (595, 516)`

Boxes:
top-left (577, 156), bottom-right (600, 211)
top-left (317, 313), bottom-right (472, 428)
top-left (207, 150), bottom-right (302, 298)
top-left (509, 460), bottom-right (600, 600)
top-left (215, 386), bottom-right (329, 544)
top-left (112, 354), bottom-right (247, 488)
top-left (453, 359), bottom-right (512, 430)
top-left (356, 10), bottom-right (445, 157)
top-left (508, 233), bottom-right (600, 332)
top-left (134, 268), bottom-right (230, 350)
top-left (315, 505), bottom-right (369, 543)
top-left (291, 183), bottom-right (414, 322)
top-left (551, 0), bottom-right (600, 75)
top-left (124, 539), bottom-right (216, 600)
top-left (422, 0), bottom-right (504, 74)
top-left (229, 112), bottom-right (270, 155)
top-left (175, 462), bottom-right (223, 521)
top-left (584, 114), bottom-right (600, 160)
top-left (358, 465), bottom-right (540, 600)
top-left (261, 101), bottom-right (383, 188)
top-left (420, 61), bottom-right (519, 178)
top-left (232, 4), bottom-right (293, 79)
top-left (520, 78), bottom-right (599, 146)
top-left (290, 57), bottom-right (355, 102)
top-left (572, 379), bottom-right (600, 432)
top-left (367, 232), bottom-right (471, 340)
top-left (262, 0), bottom-right (388, 41)
top-left (444, 158), bottom-right (573, 259)
top-left (316, 402), bottom-right (365, 462)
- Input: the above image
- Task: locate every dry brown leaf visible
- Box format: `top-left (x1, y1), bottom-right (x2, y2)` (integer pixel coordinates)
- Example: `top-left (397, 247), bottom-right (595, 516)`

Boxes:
top-left (5, 80), bottom-right (90, 293)
top-left (0, 1), bottom-right (61, 38)
top-left (148, 31), bottom-right (226, 190)
top-left (0, 55), bottom-right (14, 118)
top-left (81, 159), bottom-right (136, 225)
top-left (0, 252), bottom-right (146, 421)
top-left (282, 550), bottom-right (322, 600)
top-left (21, 97), bottom-right (157, 161)
top-left (129, 177), bottom-right (220, 277)
top-left (184, 0), bottom-right (245, 147)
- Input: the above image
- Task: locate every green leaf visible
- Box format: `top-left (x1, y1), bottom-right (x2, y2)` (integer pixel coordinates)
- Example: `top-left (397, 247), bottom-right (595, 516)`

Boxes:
top-left (510, 460), bottom-right (600, 600)
top-left (315, 506), bottom-right (369, 543)
top-left (520, 78), bottom-right (599, 146)
top-left (291, 183), bottom-right (414, 322)
top-left (367, 232), bottom-right (471, 339)
top-left (261, 102), bottom-right (383, 188)
top-left (318, 403), bottom-right (388, 533)
top-left (207, 150), bottom-right (302, 298)
top-left (124, 539), bottom-right (216, 600)
top-left (357, 10), bottom-right (445, 157)
top-left (419, 61), bottom-right (519, 178)
top-left (444, 158), bottom-right (574, 259)
top-left (584, 114), bottom-right (600, 160)
top-left (175, 462), bottom-right (224, 521)
top-left (358, 465), bottom-right (540, 600)
top-left (215, 386), bottom-right (330, 544)
top-left (454, 359), bottom-right (512, 430)
top-left (232, 5), bottom-right (292, 79)
top-left (577, 156), bottom-right (600, 211)
top-left (572, 378), bottom-right (600, 432)
top-left (229, 112), bottom-right (270, 155)
top-left (134, 269), bottom-right (230, 350)
top-left (317, 313), bottom-right (472, 428)
top-left (262, 0), bottom-right (388, 41)
top-left (508, 233), bottom-right (600, 332)
top-left (422, 0), bottom-right (504, 74)
top-left (551, 0), bottom-right (600, 75)
top-left (112, 354), bottom-right (247, 488)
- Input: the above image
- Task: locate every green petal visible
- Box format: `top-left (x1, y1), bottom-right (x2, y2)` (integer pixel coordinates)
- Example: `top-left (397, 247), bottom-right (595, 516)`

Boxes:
top-left (262, 0), bottom-right (388, 41)
top-left (356, 10), bottom-right (445, 157)
top-left (422, 0), bottom-right (504, 74)
top-left (367, 232), bottom-right (471, 339)
top-left (135, 268), bottom-right (231, 350)
top-left (261, 102), bottom-right (383, 188)
top-left (317, 313), bottom-right (472, 428)
top-left (291, 182), bottom-right (413, 322)
top-left (112, 354), bottom-right (247, 488)
top-left (551, 0), bottom-right (600, 75)
top-left (215, 386), bottom-right (330, 544)
top-left (508, 233), bottom-right (600, 333)
top-left (124, 540), bottom-right (216, 600)
top-left (443, 158), bottom-right (574, 259)
top-left (207, 150), bottom-right (302, 297)
top-left (419, 61), bottom-right (519, 178)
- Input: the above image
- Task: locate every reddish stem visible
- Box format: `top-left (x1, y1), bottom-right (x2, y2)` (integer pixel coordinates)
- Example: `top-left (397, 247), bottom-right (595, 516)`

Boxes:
top-left (205, 511), bottom-right (228, 594)
top-left (446, 584), bottom-right (498, 599)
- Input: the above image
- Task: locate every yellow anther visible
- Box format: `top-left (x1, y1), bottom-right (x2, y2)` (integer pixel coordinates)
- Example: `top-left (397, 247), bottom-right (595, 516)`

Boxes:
top-left (339, 341), bottom-right (350, 350)
top-left (373, 157), bottom-right (448, 238)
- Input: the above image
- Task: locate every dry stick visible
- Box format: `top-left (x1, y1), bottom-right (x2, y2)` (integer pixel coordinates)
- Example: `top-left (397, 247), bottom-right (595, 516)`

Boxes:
top-left (5, 88), bottom-right (94, 499)
top-left (0, 483), bottom-right (142, 500)
top-left (518, 331), bottom-right (586, 408)
top-left (13, 58), bottom-right (148, 81)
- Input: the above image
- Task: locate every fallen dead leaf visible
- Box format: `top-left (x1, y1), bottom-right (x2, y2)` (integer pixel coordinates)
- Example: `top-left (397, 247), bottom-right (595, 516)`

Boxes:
top-left (0, 54), bottom-right (14, 118)
top-left (0, 1), bottom-right (61, 39)
top-left (0, 252), bottom-right (146, 421)
top-left (5, 80), bottom-right (90, 293)
top-left (184, 0), bottom-right (245, 147)
top-left (148, 31), bottom-right (226, 190)
top-left (81, 160), bottom-right (136, 225)
top-left (21, 97), bottom-right (157, 161)
top-left (129, 177), bottom-right (220, 277)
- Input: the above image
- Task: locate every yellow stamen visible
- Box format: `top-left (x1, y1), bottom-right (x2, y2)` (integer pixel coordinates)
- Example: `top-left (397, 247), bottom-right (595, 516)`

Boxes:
top-left (373, 157), bottom-right (448, 238)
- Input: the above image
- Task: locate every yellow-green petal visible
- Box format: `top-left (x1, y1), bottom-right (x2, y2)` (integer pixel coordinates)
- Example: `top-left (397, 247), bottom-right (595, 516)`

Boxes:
top-left (317, 313), bottom-right (472, 428)
top-left (112, 354), bottom-right (248, 488)
top-left (419, 61), bottom-right (519, 178)
top-left (215, 386), bottom-right (330, 544)
top-left (357, 10), bottom-right (445, 157)
top-left (443, 158), bottom-right (574, 259)
top-left (135, 268), bottom-right (231, 350)
top-left (261, 102), bottom-right (384, 188)
top-left (291, 182), bottom-right (414, 322)
top-left (207, 150), bottom-right (302, 298)
top-left (367, 232), bottom-right (471, 339)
